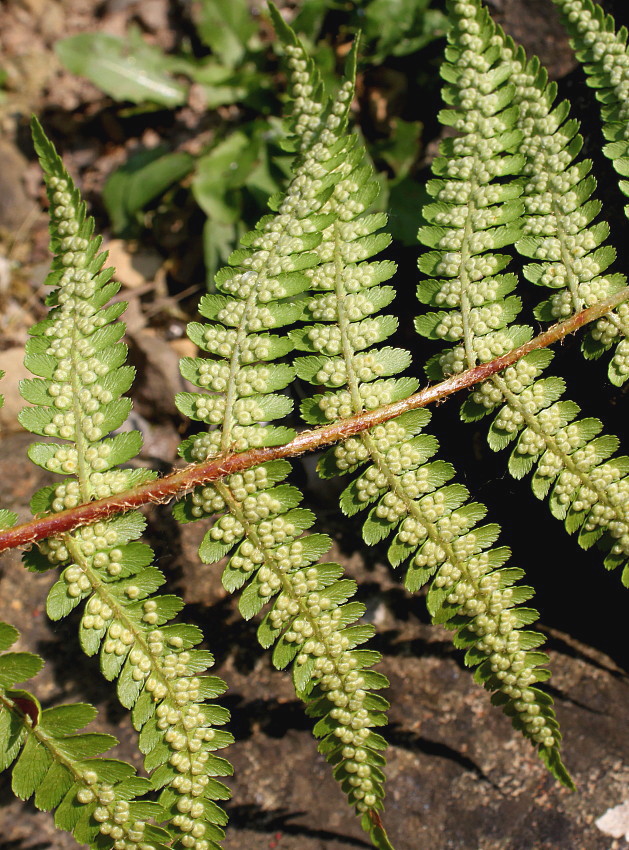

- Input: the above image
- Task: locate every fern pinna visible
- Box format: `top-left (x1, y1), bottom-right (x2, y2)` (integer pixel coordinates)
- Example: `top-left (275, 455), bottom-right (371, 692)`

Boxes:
top-left (289, 5), bottom-right (570, 787)
top-left (173, 18), bottom-right (392, 846)
top-left (551, 0), bottom-right (629, 378)
top-left (416, 0), bottom-right (629, 592)
top-left (509, 24), bottom-right (629, 385)
top-left (0, 621), bottom-right (173, 848)
top-left (18, 121), bottom-right (234, 850)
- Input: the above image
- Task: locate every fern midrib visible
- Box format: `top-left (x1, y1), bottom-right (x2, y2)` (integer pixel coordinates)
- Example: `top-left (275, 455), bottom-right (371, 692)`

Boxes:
top-left (63, 533), bottom-right (202, 785)
top-left (491, 373), bottom-right (627, 520)
top-left (334, 230), bottom-right (363, 411)
top-left (553, 198), bottom-right (584, 314)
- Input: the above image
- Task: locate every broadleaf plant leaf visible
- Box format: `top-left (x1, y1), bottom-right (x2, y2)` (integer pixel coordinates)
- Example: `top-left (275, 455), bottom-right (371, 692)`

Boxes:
top-left (55, 30), bottom-right (188, 106)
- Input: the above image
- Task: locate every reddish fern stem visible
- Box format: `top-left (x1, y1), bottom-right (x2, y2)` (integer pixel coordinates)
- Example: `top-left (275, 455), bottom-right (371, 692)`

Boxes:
top-left (0, 289), bottom-right (626, 554)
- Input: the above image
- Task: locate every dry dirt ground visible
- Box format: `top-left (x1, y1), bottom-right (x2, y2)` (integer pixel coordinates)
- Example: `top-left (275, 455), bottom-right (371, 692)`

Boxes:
top-left (1, 1), bottom-right (629, 849)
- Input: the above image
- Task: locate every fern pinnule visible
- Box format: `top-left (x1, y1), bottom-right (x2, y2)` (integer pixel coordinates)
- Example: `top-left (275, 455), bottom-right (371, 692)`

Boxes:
top-left (290, 1), bottom-right (570, 787)
top-left (0, 511), bottom-right (17, 530)
top-left (0, 621), bottom-right (172, 849)
top-left (21, 121), bottom-right (235, 850)
top-left (416, 1), bottom-right (629, 587)
top-left (175, 27), bottom-right (393, 845)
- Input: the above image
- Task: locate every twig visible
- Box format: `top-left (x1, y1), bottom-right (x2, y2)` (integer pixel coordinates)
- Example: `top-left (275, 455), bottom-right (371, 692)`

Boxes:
top-left (0, 288), bottom-right (625, 554)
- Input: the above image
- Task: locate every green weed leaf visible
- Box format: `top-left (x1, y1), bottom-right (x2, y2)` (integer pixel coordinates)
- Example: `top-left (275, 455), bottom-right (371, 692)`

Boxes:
top-left (55, 30), bottom-right (188, 106)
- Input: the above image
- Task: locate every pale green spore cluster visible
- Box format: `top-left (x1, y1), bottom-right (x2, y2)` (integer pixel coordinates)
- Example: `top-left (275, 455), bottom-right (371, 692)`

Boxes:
top-left (76, 777), bottom-right (160, 850)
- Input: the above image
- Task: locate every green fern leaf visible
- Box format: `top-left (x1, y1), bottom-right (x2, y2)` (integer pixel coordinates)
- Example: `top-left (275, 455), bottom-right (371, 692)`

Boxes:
top-left (19, 119), bottom-right (236, 848)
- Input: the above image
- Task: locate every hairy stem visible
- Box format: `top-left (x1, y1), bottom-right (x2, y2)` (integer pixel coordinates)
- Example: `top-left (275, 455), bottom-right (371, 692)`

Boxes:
top-left (1, 288), bottom-right (626, 555)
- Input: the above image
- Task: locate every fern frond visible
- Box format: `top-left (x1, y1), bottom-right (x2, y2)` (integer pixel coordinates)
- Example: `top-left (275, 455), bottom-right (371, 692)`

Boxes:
top-left (175, 28), bottom-right (392, 843)
top-left (21, 120), bottom-right (234, 850)
top-left (292, 4), bottom-right (571, 787)
top-left (416, 1), bottom-right (629, 587)
top-left (483, 6), bottom-right (629, 385)
top-left (0, 621), bottom-right (172, 849)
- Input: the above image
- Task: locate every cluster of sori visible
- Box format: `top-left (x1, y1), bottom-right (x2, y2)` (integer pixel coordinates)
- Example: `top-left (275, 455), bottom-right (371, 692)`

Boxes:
top-left (0, 622), bottom-right (172, 850)
top-left (17, 123), bottom-right (235, 850)
top-left (174, 25), bottom-right (391, 836)
top-left (415, 0), bottom-right (629, 586)
top-left (286, 1), bottom-right (570, 785)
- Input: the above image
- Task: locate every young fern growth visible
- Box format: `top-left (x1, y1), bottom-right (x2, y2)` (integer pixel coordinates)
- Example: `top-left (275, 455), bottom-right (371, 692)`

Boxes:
top-left (501, 21), bottom-right (629, 385)
top-left (20, 121), bottom-right (234, 850)
top-left (0, 621), bottom-right (172, 849)
top-left (174, 23), bottom-right (392, 847)
top-left (416, 1), bottom-right (629, 586)
top-left (290, 9), bottom-right (571, 786)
